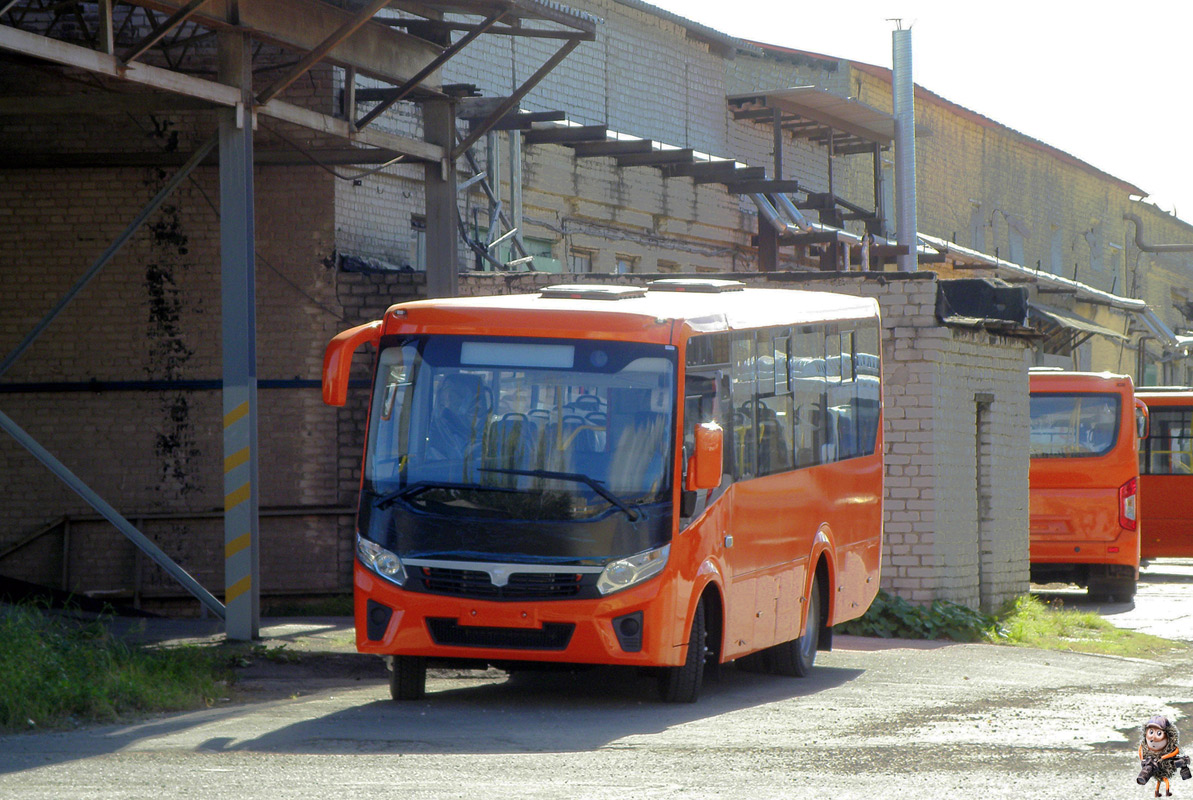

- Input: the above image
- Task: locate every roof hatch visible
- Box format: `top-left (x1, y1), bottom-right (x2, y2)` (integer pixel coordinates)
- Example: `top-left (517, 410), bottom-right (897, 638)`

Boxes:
top-left (539, 284), bottom-right (647, 300)
top-left (647, 279), bottom-right (746, 293)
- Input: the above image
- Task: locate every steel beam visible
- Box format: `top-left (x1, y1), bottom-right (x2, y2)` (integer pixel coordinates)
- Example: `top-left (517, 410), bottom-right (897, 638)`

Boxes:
top-left (423, 98), bottom-right (458, 297)
top-left (355, 12), bottom-right (506, 131)
top-left (0, 23), bottom-right (444, 163)
top-left (256, 0), bottom-right (391, 105)
top-left (120, 0), bottom-right (212, 64)
top-left (451, 37), bottom-right (581, 161)
top-left (97, 0), bottom-right (115, 55)
top-left (0, 409), bottom-right (226, 619)
top-left (0, 135), bottom-right (217, 378)
top-left (218, 27), bottom-right (259, 641)
top-left (125, 0), bottom-right (442, 87)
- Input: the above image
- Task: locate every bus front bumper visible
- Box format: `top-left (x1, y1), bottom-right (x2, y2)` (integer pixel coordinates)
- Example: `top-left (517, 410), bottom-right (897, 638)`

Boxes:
top-left (352, 562), bottom-right (688, 668)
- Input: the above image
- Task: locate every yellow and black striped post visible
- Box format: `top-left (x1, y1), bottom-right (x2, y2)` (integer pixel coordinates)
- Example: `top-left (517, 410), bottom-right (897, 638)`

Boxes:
top-left (220, 26), bottom-right (259, 641)
top-left (222, 394), bottom-right (258, 639)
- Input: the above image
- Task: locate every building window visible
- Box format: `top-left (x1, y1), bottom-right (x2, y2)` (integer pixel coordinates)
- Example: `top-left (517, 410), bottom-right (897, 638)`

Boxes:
top-left (969, 206), bottom-right (986, 253)
top-left (1049, 226), bottom-right (1064, 275)
top-left (569, 248), bottom-right (594, 273)
top-left (1086, 225), bottom-right (1104, 276)
top-left (615, 254), bottom-right (639, 274)
top-left (1008, 229), bottom-right (1025, 266)
top-left (657, 259), bottom-right (680, 273)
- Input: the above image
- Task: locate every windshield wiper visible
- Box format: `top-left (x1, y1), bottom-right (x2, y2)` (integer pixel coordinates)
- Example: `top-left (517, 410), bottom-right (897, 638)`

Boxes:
top-left (478, 468), bottom-right (641, 521)
top-left (372, 480), bottom-right (517, 510)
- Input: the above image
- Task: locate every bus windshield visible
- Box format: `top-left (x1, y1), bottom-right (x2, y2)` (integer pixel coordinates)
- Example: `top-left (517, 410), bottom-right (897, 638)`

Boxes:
top-left (1029, 392), bottom-right (1122, 458)
top-left (358, 335), bottom-right (676, 562)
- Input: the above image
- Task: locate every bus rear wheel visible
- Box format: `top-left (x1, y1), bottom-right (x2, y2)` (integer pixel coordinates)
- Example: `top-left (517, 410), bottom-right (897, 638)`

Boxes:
top-left (388, 655), bottom-right (427, 701)
top-left (1087, 576), bottom-right (1137, 603)
top-left (768, 575), bottom-right (820, 678)
top-left (658, 598), bottom-right (706, 703)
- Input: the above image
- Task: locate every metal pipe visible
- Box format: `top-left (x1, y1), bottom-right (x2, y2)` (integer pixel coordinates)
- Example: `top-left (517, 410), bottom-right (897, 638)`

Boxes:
top-left (1123, 213), bottom-right (1193, 253)
top-left (892, 25), bottom-right (917, 271)
top-left (0, 408), bottom-right (226, 619)
top-left (919, 232), bottom-right (1191, 352)
top-left (750, 193), bottom-right (792, 235)
top-left (772, 192), bottom-right (812, 231)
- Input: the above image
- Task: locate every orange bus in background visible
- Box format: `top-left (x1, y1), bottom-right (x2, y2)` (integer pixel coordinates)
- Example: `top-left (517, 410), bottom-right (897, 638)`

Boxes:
top-left (1136, 387), bottom-right (1193, 559)
top-left (1028, 369), bottom-right (1146, 601)
top-left (323, 279), bottom-right (884, 702)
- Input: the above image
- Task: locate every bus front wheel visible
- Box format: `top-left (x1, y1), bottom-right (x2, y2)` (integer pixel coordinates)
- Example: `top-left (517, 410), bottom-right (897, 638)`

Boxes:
top-left (657, 598), bottom-right (707, 703)
top-left (388, 655), bottom-right (427, 701)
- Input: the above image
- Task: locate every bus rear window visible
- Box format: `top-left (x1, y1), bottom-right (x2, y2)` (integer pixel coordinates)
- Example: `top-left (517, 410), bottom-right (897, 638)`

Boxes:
top-left (1029, 393), bottom-right (1121, 458)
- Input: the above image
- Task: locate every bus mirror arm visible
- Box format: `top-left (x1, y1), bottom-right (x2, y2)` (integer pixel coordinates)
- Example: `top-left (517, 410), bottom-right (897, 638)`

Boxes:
top-left (685, 422), bottom-right (723, 492)
top-left (322, 321), bottom-right (382, 407)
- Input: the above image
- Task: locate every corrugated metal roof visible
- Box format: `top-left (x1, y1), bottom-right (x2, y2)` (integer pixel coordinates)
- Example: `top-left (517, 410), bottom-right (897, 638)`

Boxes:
top-left (380, 0), bottom-right (600, 32)
top-left (728, 85), bottom-right (894, 146)
top-left (612, 0), bottom-right (761, 54)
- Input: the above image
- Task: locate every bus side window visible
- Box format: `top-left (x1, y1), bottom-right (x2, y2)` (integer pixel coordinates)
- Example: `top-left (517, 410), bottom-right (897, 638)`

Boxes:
top-left (685, 332), bottom-right (734, 481)
top-left (791, 327), bottom-right (827, 468)
top-left (822, 328), bottom-right (841, 463)
top-left (856, 322), bottom-right (881, 457)
top-left (1148, 408), bottom-right (1193, 475)
top-left (731, 334), bottom-right (757, 478)
top-left (756, 329), bottom-right (793, 476)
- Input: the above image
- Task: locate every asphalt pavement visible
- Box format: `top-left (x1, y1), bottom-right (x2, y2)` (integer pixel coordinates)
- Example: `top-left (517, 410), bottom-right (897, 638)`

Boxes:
top-left (2, 560), bottom-right (1191, 800)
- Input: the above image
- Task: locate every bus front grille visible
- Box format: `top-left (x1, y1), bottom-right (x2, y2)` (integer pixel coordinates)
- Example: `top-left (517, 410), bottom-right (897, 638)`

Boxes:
top-left (426, 618), bottom-right (575, 650)
top-left (418, 567), bottom-right (586, 600)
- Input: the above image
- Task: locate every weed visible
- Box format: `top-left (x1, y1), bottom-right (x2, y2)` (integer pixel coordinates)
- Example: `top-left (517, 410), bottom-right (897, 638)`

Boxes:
top-left (838, 591), bottom-right (1187, 658)
top-left (993, 594), bottom-right (1185, 658)
top-left (0, 604), bottom-right (232, 732)
top-left (836, 590), bottom-right (999, 642)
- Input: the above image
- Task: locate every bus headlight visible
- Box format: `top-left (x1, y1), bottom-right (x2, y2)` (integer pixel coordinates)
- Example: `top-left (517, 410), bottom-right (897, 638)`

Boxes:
top-left (597, 544), bottom-right (669, 595)
top-left (357, 534), bottom-right (407, 586)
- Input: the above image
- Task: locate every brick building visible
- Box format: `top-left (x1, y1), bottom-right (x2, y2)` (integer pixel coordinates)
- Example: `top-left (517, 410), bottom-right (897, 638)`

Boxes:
top-left (1, 1), bottom-right (1185, 615)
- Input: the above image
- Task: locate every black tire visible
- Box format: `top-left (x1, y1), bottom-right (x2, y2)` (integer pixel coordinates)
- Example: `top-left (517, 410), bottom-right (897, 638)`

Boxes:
top-left (768, 575), bottom-right (820, 678)
top-left (1088, 577), bottom-right (1136, 603)
top-left (389, 655), bottom-right (427, 701)
top-left (658, 598), bottom-right (706, 703)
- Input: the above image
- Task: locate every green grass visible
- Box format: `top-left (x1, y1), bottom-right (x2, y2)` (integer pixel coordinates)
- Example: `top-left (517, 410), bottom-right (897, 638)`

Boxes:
top-left (993, 594), bottom-right (1186, 658)
top-left (0, 604), bottom-right (233, 732)
top-left (838, 591), bottom-right (1187, 658)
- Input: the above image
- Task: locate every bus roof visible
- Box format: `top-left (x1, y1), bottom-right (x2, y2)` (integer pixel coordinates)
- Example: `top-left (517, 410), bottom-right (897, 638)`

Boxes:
top-left (384, 283), bottom-right (879, 336)
top-left (1029, 369), bottom-right (1134, 391)
top-left (1132, 387), bottom-right (1193, 404)
top-left (1134, 386), bottom-right (1193, 395)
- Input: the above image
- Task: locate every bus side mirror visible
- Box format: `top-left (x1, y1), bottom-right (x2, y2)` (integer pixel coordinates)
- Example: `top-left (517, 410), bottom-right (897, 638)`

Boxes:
top-left (686, 422), bottom-right (724, 491)
top-left (322, 321), bottom-right (382, 407)
top-left (1135, 398), bottom-right (1149, 440)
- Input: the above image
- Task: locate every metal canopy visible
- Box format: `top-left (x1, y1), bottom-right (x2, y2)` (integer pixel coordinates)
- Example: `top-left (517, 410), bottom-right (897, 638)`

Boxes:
top-left (728, 86), bottom-right (895, 155)
top-left (1025, 296), bottom-right (1126, 340)
top-left (0, 0), bottom-right (596, 167)
top-left (0, 0), bottom-right (593, 636)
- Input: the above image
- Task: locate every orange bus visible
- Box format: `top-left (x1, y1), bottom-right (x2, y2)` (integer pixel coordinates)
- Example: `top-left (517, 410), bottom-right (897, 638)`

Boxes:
top-left (322, 279), bottom-right (883, 702)
top-left (1028, 369), bottom-right (1146, 601)
top-left (1136, 387), bottom-right (1193, 558)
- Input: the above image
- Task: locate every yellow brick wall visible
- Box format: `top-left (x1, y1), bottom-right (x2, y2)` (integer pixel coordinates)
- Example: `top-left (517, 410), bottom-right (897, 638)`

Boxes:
top-left (836, 65), bottom-right (1193, 380)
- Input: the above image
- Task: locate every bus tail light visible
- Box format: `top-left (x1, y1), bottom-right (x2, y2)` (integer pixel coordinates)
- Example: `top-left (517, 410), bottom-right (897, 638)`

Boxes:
top-left (1119, 477), bottom-right (1138, 531)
